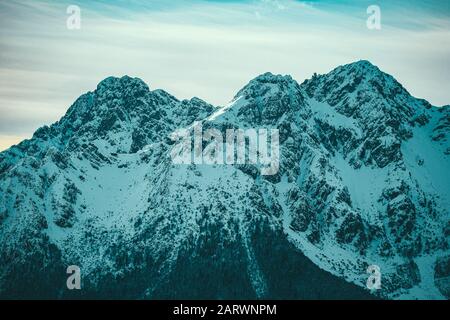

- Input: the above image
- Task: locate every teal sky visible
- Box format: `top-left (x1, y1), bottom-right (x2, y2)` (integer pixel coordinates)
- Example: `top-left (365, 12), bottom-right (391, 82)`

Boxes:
top-left (0, 0), bottom-right (449, 150)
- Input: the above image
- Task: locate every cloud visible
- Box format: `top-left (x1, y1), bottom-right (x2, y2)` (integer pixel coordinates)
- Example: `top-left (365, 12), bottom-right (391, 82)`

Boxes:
top-left (0, 0), bottom-right (449, 150)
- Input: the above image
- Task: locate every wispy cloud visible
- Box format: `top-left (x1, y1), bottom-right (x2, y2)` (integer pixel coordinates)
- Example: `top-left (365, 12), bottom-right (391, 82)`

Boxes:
top-left (0, 0), bottom-right (449, 150)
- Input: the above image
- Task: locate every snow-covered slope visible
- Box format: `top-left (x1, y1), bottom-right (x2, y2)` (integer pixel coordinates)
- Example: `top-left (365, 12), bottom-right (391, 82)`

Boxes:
top-left (0, 61), bottom-right (448, 299)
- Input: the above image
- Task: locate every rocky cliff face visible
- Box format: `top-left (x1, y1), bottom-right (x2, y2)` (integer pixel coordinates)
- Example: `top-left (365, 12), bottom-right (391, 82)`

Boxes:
top-left (0, 61), bottom-right (448, 299)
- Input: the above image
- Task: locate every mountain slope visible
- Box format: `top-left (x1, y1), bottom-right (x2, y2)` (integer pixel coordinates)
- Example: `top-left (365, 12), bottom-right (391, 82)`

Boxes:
top-left (0, 61), bottom-right (448, 299)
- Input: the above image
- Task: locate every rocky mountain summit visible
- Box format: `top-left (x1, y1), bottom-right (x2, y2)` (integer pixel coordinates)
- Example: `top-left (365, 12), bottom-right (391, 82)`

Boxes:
top-left (0, 61), bottom-right (448, 299)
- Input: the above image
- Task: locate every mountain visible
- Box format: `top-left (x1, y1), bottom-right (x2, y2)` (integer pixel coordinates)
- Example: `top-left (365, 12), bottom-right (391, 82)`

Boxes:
top-left (0, 61), bottom-right (448, 299)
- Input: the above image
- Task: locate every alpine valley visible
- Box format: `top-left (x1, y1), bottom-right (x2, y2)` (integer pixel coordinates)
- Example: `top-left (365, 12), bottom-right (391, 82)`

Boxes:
top-left (0, 61), bottom-right (448, 299)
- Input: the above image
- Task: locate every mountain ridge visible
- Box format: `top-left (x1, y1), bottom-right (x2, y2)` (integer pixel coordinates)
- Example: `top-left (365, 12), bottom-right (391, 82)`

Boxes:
top-left (0, 60), bottom-right (448, 299)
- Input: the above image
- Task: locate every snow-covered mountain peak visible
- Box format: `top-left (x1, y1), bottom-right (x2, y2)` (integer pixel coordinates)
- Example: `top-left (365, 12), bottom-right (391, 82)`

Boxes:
top-left (0, 61), bottom-right (448, 300)
top-left (337, 59), bottom-right (382, 74)
top-left (234, 72), bottom-right (301, 100)
top-left (208, 72), bottom-right (307, 127)
top-left (303, 60), bottom-right (412, 105)
top-left (96, 75), bottom-right (150, 96)
top-left (329, 60), bottom-right (394, 84)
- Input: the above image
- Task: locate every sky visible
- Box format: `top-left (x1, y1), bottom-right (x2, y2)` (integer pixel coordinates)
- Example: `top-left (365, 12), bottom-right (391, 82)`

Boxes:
top-left (0, 0), bottom-right (449, 151)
